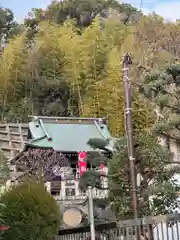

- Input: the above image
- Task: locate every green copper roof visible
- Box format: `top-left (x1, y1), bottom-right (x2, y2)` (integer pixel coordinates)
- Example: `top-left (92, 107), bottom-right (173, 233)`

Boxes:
top-left (27, 116), bottom-right (114, 152)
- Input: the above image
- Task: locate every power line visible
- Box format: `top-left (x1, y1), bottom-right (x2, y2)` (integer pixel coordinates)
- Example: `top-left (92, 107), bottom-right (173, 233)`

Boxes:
top-left (140, 0), bottom-right (143, 10)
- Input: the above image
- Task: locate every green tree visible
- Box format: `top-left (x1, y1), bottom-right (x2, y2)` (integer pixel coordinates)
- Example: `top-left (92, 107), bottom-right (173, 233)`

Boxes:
top-left (0, 7), bottom-right (21, 48)
top-left (80, 133), bottom-right (180, 220)
top-left (0, 32), bottom-right (29, 121)
top-left (25, 0), bottom-right (140, 29)
top-left (132, 14), bottom-right (179, 84)
top-left (109, 131), bottom-right (180, 219)
top-left (0, 180), bottom-right (60, 240)
top-left (79, 139), bottom-right (114, 224)
top-left (134, 63), bottom-right (180, 220)
top-left (79, 19), bottom-right (153, 136)
top-left (0, 7), bottom-right (14, 37)
top-left (139, 63), bottom-right (180, 142)
top-left (0, 18), bottom-right (153, 136)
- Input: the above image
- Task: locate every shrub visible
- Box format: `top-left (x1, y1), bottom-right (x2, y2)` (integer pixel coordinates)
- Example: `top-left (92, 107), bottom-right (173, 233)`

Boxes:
top-left (0, 180), bottom-right (60, 240)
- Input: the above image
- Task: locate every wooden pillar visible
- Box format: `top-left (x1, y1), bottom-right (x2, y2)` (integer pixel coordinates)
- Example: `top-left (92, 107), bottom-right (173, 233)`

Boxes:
top-left (6, 124), bottom-right (14, 160)
top-left (18, 123), bottom-right (24, 148)
top-left (60, 181), bottom-right (66, 199)
top-left (75, 180), bottom-right (79, 196)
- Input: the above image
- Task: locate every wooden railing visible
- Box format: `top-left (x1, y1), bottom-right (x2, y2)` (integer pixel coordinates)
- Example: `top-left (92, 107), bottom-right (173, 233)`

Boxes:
top-left (47, 179), bottom-right (108, 200)
top-left (4, 179), bottom-right (108, 200)
top-left (0, 123), bottom-right (28, 160)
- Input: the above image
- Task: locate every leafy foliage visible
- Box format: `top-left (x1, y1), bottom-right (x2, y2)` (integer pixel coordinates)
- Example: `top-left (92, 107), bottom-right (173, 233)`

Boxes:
top-left (0, 8), bottom-right (15, 38)
top-left (81, 134), bottom-right (180, 219)
top-left (0, 180), bottom-right (60, 240)
top-left (24, 0), bottom-right (140, 29)
top-left (109, 131), bottom-right (180, 219)
top-left (140, 64), bottom-right (180, 140)
top-left (79, 146), bottom-right (108, 191)
top-left (0, 18), bottom-right (152, 137)
top-left (0, 151), bottom-right (10, 184)
top-left (0, 7), bottom-right (22, 48)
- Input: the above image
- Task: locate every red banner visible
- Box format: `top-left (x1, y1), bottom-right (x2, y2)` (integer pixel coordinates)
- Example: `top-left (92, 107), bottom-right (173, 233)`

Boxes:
top-left (0, 225), bottom-right (9, 231)
top-left (78, 151), bottom-right (87, 176)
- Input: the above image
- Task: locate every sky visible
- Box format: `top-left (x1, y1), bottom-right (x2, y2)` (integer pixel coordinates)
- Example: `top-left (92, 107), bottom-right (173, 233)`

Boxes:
top-left (0, 0), bottom-right (180, 22)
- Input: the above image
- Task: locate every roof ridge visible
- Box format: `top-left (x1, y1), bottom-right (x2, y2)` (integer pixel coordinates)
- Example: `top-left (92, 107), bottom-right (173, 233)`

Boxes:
top-left (93, 120), bottom-right (108, 140)
top-left (30, 116), bottom-right (106, 121)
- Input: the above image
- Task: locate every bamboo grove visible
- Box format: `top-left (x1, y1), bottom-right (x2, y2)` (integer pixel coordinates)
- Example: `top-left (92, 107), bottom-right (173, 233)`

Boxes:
top-left (0, 16), bottom-right (156, 136)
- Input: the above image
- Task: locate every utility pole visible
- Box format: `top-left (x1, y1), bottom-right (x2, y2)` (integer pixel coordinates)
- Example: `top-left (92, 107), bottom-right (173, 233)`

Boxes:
top-left (122, 54), bottom-right (139, 219)
top-left (88, 186), bottom-right (95, 240)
